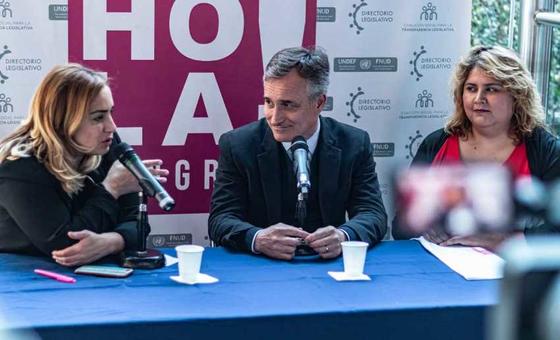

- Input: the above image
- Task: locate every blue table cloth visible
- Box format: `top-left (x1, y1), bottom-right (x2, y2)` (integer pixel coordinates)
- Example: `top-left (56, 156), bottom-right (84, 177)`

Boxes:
top-left (0, 240), bottom-right (498, 340)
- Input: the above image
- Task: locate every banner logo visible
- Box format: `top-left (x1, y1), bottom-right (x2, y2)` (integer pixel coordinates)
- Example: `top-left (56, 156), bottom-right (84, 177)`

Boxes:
top-left (416, 90), bottom-right (434, 108)
top-left (409, 46), bottom-right (427, 81)
top-left (0, 93), bottom-right (12, 112)
top-left (346, 87), bottom-right (365, 122)
top-left (348, 0), bottom-right (367, 34)
top-left (0, 1), bottom-right (34, 31)
top-left (1, 45), bottom-right (43, 83)
top-left (420, 2), bottom-right (437, 21)
top-left (147, 233), bottom-right (193, 247)
top-left (372, 142), bottom-right (395, 157)
top-left (402, 2), bottom-right (453, 33)
top-left (317, 7), bottom-right (336, 22)
top-left (0, 45), bottom-right (11, 84)
top-left (0, 0), bottom-right (12, 18)
top-left (405, 130), bottom-right (424, 160)
top-left (49, 4), bottom-right (68, 21)
top-left (409, 45), bottom-right (452, 82)
top-left (400, 89), bottom-right (447, 120)
top-left (345, 86), bottom-right (391, 123)
top-left (348, 0), bottom-right (393, 35)
top-left (334, 57), bottom-right (397, 72)
top-left (0, 91), bottom-right (23, 127)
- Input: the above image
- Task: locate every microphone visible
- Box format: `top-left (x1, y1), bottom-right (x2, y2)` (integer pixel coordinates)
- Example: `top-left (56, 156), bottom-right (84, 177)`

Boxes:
top-left (290, 136), bottom-right (311, 197)
top-left (112, 143), bottom-right (175, 211)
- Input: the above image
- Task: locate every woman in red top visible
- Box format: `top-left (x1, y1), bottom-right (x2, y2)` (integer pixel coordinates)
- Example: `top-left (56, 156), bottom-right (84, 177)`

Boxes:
top-left (393, 46), bottom-right (560, 249)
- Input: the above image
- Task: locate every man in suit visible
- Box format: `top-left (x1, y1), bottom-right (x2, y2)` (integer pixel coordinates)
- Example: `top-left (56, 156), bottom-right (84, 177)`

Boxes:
top-left (208, 46), bottom-right (387, 260)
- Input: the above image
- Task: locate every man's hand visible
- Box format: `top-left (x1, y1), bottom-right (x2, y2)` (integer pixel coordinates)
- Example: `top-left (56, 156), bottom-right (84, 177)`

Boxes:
top-left (305, 226), bottom-right (346, 259)
top-left (52, 230), bottom-right (125, 267)
top-left (254, 223), bottom-right (310, 260)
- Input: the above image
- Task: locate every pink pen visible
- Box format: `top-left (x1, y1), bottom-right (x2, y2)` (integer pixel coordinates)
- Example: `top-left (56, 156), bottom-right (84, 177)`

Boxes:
top-left (34, 269), bottom-right (76, 283)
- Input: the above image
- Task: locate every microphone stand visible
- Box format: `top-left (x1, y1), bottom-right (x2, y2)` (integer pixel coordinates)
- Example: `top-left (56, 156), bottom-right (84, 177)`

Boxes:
top-left (120, 192), bottom-right (165, 269)
top-left (295, 188), bottom-right (308, 227)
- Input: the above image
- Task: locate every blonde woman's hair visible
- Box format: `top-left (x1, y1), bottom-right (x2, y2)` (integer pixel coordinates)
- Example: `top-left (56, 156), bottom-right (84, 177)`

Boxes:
top-left (445, 45), bottom-right (546, 143)
top-left (0, 64), bottom-right (108, 194)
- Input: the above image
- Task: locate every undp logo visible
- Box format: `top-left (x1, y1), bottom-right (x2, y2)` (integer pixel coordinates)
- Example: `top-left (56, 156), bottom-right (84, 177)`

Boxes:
top-left (348, 0), bottom-right (394, 35)
top-left (0, 0), bottom-right (13, 18)
top-left (420, 2), bottom-right (437, 21)
top-left (150, 235), bottom-right (167, 247)
top-left (359, 59), bottom-right (372, 70)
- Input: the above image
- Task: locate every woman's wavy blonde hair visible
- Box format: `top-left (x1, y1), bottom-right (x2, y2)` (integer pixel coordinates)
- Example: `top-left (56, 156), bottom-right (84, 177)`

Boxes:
top-left (445, 45), bottom-right (546, 143)
top-left (0, 64), bottom-right (108, 194)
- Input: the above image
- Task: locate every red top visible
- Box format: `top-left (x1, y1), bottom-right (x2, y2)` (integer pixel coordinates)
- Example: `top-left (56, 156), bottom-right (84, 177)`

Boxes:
top-left (432, 135), bottom-right (531, 178)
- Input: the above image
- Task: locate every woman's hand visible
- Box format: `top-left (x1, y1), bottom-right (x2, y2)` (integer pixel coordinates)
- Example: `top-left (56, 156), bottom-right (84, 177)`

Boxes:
top-left (422, 224), bottom-right (451, 244)
top-left (439, 232), bottom-right (510, 251)
top-left (51, 230), bottom-right (124, 267)
top-left (102, 159), bottom-right (169, 199)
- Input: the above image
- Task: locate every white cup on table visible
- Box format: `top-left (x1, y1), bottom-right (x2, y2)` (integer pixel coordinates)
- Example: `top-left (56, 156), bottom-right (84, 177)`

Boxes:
top-left (175, 245), bottom-right (204, 282)
top-left (341, 241), bottom-right (369, 277)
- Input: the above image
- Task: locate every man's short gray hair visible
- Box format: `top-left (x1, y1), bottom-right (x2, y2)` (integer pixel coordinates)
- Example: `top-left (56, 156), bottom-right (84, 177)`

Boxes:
top-left (264, 46), bottom-right (329, 99)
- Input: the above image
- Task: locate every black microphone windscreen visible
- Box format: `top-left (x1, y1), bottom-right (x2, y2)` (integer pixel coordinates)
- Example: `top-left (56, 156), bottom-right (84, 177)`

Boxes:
top-left (290, 136), bottom-right (308, 151)
top-left (112, 142), bottom-right (134, 160)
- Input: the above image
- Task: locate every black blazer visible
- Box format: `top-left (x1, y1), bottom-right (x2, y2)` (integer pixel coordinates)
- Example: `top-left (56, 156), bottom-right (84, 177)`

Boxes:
top-left (208, 116), bottom-right (387, 252)
top-left (0, 134), bottom-right (141, 256)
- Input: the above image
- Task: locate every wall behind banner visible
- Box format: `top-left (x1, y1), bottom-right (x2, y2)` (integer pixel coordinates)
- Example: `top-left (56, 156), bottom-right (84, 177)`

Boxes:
top-left (0, 0), bottom-right (470, 245)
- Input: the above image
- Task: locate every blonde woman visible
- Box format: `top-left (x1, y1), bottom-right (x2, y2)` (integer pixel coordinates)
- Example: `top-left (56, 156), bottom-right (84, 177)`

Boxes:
top-left (393, 45), bottom-right (560, 248)
top-left (0, 64), bottom-right (168, 266)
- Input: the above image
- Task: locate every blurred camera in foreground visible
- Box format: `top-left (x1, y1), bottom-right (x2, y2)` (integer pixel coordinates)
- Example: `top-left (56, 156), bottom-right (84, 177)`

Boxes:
top-left (395, 164), bottom-right (514, 237)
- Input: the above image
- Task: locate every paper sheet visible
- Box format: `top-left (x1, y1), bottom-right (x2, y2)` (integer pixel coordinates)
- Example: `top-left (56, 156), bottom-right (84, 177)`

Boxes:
top-left (416, 236), bottom-right (504, 280)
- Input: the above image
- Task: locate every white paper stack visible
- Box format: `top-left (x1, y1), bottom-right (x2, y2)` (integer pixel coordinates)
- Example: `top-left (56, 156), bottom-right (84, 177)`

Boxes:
top-left (416, 236), bottom-right (505, 280)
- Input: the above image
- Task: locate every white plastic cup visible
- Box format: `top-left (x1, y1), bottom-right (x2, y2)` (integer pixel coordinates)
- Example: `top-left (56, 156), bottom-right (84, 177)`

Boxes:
top-left (175, 245), bottom-right (204, 282)
top-left (341, 241), bottom-right (369, 276)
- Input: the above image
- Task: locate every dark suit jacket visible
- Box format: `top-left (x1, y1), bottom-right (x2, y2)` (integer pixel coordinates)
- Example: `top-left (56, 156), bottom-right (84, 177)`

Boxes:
top-left (208, 116), bottom-right (387, 252)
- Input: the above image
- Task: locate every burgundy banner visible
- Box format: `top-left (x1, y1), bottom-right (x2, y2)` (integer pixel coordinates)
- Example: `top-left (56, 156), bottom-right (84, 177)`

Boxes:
top-left (68, 0), bottom-right (316, 214)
